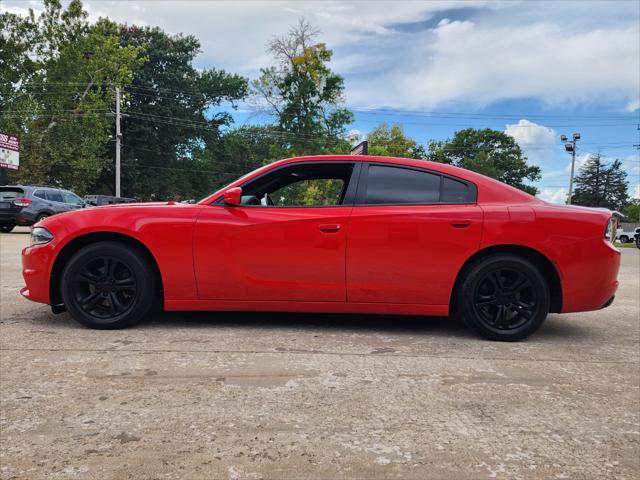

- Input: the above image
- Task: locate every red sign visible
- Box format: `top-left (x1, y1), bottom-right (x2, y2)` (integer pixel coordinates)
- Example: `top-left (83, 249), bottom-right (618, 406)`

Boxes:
top-left (0, 132), bottom-right (19, 170)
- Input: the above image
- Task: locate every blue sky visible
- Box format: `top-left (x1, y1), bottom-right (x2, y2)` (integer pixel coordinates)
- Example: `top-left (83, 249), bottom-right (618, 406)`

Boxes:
top-left (3, 0), bottom-right (639, 202)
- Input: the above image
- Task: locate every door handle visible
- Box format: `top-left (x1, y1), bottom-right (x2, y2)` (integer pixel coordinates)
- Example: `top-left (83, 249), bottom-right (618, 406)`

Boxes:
top-left (319, 224), bottom-right (341, 233)
top-left (450, 220), bottom-right (472, 228)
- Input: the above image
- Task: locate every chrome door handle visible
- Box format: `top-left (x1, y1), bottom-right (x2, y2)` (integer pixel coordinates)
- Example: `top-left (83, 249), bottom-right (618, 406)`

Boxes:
top-left (319, 224), bottom-right (341, 233)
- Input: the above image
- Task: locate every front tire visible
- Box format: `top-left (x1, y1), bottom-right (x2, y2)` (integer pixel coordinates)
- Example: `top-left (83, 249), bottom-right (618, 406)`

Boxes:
top-left (455, 255), bottom-right (550, 341)
top-left (61, 242), bottom-right (156, 329)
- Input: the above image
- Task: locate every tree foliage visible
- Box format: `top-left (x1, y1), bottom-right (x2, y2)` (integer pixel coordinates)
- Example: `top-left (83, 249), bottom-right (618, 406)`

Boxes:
top-left (366, 123), bottom-right (427, 159)
top-left (570, 153), bottom-right (629, 210)
top-left (0, 0), bottom-right (144, 194)
top-left (428, 128), bottom-right (541, 195)
top-left (252, 19), bottom-right (353, 155)
top-left (623, 198), bottom-right (640, 222)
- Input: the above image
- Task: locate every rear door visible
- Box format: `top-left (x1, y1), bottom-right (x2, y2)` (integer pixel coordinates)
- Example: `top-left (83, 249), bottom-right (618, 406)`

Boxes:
top-left (346, 163), bottom-right (483, 306)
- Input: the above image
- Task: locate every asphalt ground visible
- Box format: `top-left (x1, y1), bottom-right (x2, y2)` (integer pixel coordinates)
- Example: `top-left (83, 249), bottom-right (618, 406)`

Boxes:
top-left (1, 227), bottom-right (639, 479)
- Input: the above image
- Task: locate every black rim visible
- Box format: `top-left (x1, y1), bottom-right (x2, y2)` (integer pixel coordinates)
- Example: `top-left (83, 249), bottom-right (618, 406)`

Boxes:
top-left (71, 256), bottom-right (137, 319)
top-left (472, 267), bottom-right (539, 331)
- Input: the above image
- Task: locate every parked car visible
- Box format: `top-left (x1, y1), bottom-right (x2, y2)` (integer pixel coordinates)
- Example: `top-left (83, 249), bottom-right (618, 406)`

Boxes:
top-left (0, 185), bottom-right (85, 232)
top-left (615, 226), bottom-right (639, 244)
top-left (21, 155), bottom-right (621, 341)
top-left (84, 195), bottom-right (137, 206)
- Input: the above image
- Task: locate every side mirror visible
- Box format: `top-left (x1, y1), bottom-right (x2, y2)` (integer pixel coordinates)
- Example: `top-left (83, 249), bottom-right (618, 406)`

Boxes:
top-left (223, 187), bottom-right (242, 206)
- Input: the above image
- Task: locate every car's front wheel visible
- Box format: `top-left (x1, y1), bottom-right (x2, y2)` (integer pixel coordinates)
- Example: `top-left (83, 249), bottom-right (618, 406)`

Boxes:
top-left (455, 254), bottom-right (550, 341)
top-left (61, 241), bottom-right (156, 329)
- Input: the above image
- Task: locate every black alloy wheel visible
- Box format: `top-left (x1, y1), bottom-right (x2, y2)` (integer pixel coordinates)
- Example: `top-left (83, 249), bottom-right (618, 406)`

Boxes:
top-left (61, 241), bottom-right (156, 329)
top-left (455, 254), bottom-right (550, 341)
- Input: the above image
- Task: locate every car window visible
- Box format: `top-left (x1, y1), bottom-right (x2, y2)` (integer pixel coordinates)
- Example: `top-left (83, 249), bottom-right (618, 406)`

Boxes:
top-left (441, 177), bottom-right (471, 203)
top-left (46, 190), bottom-right (64, 203)
top-left (0, 187), bottom-right (24, 200)
top-left (240, 163), bottom-right (355, 207)
top-left (62, 191), bottom-right (84, 206)
top-left (33, 190), bottom-right (47, 200)
top-left (365, 165), bottom-right (440, 204)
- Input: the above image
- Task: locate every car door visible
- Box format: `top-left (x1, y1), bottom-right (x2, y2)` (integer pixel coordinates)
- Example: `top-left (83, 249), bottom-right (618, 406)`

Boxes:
top-left (194, 161), bottom-right (360, 302)
top-left (346, 163), bottom-right (483, 306)
top-left (61, 190), bottom-right (85, 210)
top-left (45, 189), bottom-right (72, 213)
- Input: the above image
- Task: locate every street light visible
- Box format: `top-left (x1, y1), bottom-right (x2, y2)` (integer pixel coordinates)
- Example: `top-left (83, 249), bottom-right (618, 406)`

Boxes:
top-left (560, 132), bottom-right (580, 204)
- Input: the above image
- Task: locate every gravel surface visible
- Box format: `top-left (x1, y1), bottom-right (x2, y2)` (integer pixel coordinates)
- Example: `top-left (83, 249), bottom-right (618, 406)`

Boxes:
top-left (1, 227), bottom-right (639, 479)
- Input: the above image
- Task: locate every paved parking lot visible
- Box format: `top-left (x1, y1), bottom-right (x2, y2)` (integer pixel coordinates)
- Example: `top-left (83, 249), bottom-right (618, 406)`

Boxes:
top-left (1, 227), bottom-right (639, 479)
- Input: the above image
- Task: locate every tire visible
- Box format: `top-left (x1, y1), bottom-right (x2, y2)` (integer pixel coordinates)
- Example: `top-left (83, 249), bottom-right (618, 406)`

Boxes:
top-left (619, 235), bottom-right (629, 244)
top-left (0, 224), bottom-right (14, 233)
top-left (636, 235), bottom-right (640, 250)
top-left (61, 241), bottom-right (156, 329)
top-left (36, 213), bottom-right (50, 222)
top-left (454, 254), bottom-right (550, 341)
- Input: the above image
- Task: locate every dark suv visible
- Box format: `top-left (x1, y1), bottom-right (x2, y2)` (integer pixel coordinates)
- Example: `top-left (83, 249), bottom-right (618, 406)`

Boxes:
top-left (0, 185), bottom-right (85, 232)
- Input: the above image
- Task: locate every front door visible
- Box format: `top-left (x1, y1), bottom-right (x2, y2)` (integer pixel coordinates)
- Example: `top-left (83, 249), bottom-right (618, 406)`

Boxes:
top-left (194, 162), bottom-right (358, 302)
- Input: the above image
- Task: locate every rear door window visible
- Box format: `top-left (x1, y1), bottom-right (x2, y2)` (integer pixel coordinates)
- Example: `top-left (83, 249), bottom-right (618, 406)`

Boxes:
top-left (364, 165), bottom-right (440, 204)
top-left (46, 190), bottom-right (64, 203)
top-left (441, 177), bottom-right (472, 203)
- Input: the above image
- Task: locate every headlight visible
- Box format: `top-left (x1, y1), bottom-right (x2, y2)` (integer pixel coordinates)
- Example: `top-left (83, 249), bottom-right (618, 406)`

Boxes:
top-left (604, 217), bottom-right (615, 242)
top-left (30, 227), bottom-right (53, 246)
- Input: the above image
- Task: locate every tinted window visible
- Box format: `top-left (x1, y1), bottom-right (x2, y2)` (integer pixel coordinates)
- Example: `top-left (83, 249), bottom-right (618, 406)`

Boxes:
top-left (33, 190), bottom-right (47, 200)
top-left (441, 177), bottom-right (471, 203)
top-left (365, 165), bottom-right (440, 204)
top-left (46, 190), bottom-right (64, 202)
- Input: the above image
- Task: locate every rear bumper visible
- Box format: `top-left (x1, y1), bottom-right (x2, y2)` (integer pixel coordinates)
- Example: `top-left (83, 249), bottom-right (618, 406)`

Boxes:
top-left (560, 240), bottom-right (621, 313)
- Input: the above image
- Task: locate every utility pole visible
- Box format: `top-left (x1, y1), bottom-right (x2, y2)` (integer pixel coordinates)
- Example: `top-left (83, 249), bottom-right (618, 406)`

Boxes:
top-left (560, 132), bottom-right (580, 204)
top-left (115, 86), bottom-right (121, 197)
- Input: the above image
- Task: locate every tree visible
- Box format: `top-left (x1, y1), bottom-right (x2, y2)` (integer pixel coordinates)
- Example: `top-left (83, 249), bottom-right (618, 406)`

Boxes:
top-left (252, 19), bottom-right (353, 155)
top-left (0, 0), bottom-right (144, 194)
top-left (101, 25), bottom-right (248, 199)
top-left (623, 198), bottom-right (640, 222)
top-left (428, 128), bottom-right (541, 194)
top-left (571, 153), bottom-right (629, 210)
top-left (366, 123), bottom-right (427, 159)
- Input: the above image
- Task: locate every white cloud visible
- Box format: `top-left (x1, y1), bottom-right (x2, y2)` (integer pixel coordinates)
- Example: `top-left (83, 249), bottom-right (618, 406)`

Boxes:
top-left (3, 0), bottom-right (638, 111)
top-left (538, 187), bottom-right (567, 204)
top-left (505, 119), bottom-right (556, 165)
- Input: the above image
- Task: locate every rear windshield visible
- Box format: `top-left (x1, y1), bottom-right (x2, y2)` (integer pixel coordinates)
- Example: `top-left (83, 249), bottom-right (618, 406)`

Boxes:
top-left (0, 187), bottom-right (25, 200)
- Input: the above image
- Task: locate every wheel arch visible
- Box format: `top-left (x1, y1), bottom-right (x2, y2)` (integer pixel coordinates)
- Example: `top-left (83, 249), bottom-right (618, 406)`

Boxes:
top-left (451, 244), bottom-right (563, 314)
top-left (50, 231), bottom-right (164, 309)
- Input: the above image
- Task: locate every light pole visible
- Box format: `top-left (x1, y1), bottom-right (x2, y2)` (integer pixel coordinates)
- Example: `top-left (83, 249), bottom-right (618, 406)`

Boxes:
top-left (560, 132), bottom-right (580, 205)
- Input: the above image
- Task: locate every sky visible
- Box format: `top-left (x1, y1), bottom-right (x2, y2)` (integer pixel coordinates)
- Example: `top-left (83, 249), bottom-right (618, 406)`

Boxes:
top-left (3, 0), bottom-right (639, 202)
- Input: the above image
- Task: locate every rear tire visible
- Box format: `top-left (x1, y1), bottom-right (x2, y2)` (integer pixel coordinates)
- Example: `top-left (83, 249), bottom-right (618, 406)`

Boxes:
top-left (36, 213), bottom-right (50, 223)
top-left (0, 224), bottom-right (14, 233)
top-left (454, 254), bottom-right (550, 341)
top-left (619, 235), bottom-right (629, 244)
top-left (61, 241), bottom-right (156, 329)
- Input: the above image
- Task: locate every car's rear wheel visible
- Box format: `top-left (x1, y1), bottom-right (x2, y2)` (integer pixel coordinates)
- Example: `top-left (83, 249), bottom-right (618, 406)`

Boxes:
top-left (619, 235), bottom-right (629, 244)
top-left (0, 224), bottom-right (14, 233)
top-left (36, 213), bottom-right (50, 223)
top-left (455, 254), bottom-right (550, 341)
top-left (61, 242), bottom-right (156, 329)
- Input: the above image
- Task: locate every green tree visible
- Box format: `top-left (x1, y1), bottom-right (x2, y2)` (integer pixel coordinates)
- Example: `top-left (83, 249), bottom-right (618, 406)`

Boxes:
top-left (571, 153), bottom-right (629, 210)
top-left (428, 128), bottom-right (541, 194)
top-left (623, 198), bottom-right (640, 222)
top-left (366, 123), bottom-right (427, 159)
top-left (0, 0), bottom-right (144, 194)
top-left (98, 25), bottom-right (248, 199)
top-left (252, 19), bottom-right (353, 155)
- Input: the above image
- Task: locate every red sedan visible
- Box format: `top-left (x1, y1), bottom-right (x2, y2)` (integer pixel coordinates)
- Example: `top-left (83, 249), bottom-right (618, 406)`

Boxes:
top-left (21, 156), bottom-right (620, 341)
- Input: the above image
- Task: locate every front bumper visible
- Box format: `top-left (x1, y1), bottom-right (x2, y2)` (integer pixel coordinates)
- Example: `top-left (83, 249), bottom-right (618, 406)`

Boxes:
top-left (21, 242), bottom-right (56, 305)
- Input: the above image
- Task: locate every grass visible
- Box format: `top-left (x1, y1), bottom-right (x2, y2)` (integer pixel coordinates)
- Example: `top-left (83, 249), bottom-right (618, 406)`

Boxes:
top-left (615, 242), bottom-right (638, 249)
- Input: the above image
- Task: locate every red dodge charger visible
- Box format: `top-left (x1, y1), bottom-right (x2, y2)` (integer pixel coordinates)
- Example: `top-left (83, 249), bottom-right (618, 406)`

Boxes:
top-left (21, 156), bottom-right (621, 341)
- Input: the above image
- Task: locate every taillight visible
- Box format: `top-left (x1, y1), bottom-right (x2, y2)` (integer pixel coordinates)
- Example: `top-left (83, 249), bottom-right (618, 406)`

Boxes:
top-left (13, 198), bottom-right (32, 207)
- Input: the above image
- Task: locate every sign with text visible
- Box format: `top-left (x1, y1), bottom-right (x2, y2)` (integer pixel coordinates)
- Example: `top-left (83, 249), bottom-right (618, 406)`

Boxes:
top-left (0, 133), bottom-right (19, 170)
